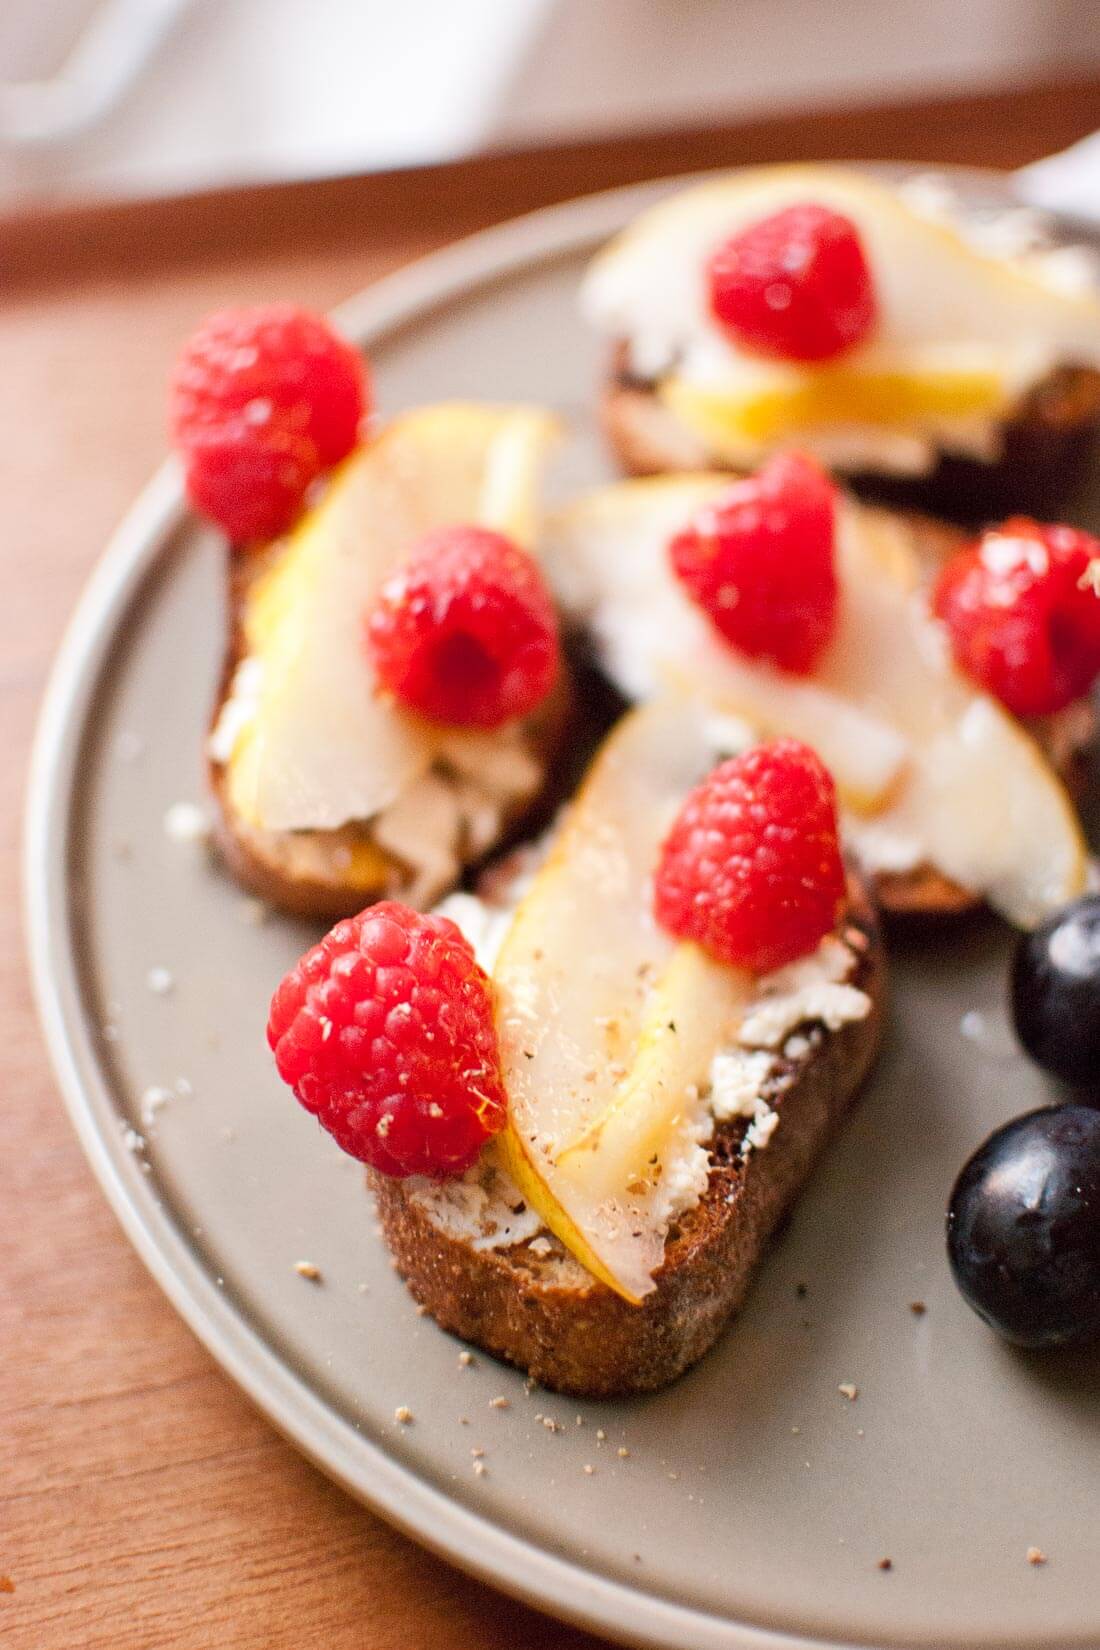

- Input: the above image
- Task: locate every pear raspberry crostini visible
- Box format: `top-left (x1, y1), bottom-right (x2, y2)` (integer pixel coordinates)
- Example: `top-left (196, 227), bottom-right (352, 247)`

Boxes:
top-left (541, 452), bottom-right (1100, 925)
top-left (169, 308), bottom-right (573, 918)
top-left (584, 165), bottom-right (1100, 521)
top-left (269, 697), bottom-right (886, 1396)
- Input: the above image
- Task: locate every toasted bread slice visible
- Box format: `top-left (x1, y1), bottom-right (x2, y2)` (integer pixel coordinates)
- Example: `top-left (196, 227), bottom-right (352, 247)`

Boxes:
top-left (208, 545), bottom-right (573, 920)
top-left (543, 472), bottom-right (1095, 922)
top-left (205, 404), bottom-right (571, 919)
top-left (372, 872), bottom-right (883, 1397)
top-left (602, 346), bottom-right (1100, 525)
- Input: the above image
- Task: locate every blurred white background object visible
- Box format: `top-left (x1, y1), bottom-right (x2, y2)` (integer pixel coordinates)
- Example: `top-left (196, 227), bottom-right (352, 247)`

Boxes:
top-left (1, 0), bottom-right (1098, 209)
top-left (1019, 132), bottom-right (1100, 223)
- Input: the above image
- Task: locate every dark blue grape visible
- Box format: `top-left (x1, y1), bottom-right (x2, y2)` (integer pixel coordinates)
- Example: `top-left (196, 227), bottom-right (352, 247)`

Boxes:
top-left (947, 1105), bottom-right (1100, 1347)
top-left (1011, 895), bottom-right (1100, 1087)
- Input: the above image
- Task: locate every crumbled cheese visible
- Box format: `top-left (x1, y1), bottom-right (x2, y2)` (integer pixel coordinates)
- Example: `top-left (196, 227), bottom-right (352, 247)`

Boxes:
top-left (708, 1049), bottom-right (776, 1122)
top-left (407, 1162), bottom-right (543, 1252)
top-left (737, 936), bottom-right (870, 1050)
top-left (745, 1107), bottom-right (780, 1151)
top-left (842, 815), bottom-right (923, 875)
top-left (433, 891), bottom-right (517, 976)
top-left (208, 657), bottom-right (264, 764)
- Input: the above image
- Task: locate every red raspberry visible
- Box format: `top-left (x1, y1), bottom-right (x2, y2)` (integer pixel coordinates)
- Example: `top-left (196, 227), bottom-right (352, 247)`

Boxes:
top-left (668, 451), bottom-right (838, 673)
top-left (654, 740), bottom-right (845, 973)
top-left (177, 419), bottom-right (320, 546)
top-left (268, 902), bottom-right (507, 1179)
top-left (932, 517), bottom-right (1100, 718)
top-left (169, 304), bottom-right (368, 542)
top-left (367, 524), bottom-right (560, 727)
top-left (708, 204), bottom-right (877, 362)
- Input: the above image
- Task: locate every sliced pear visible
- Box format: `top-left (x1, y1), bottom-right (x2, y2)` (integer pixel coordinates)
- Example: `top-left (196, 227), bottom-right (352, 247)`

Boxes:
top-left (543, 476), bottom-right (909, 813)
top-left (582, 165), bottom-right (1100, 395)
top-left (493, 697), bottom-right (735, 1303)
top-left (219, 403), bottom-right (560, 832)
top-left (660, 349), bottom-right (1013, 464)
top-left (555, 942), bottom-right (752, 1204)
top-left (541, 476), bottom-right (1087, 927)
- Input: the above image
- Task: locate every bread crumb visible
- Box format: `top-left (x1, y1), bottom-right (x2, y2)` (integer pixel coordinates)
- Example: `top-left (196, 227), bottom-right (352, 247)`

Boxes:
top-left (618, 1447), bottom-right (630, 1459)
top-left (878, 1558), bottom-right (893, 1572)
top-left (583, 1464), bottom-right (595, 1475)
top-left (357, 1282), bottom-right (369, 1294)
top-left (909, 1300), bottom-right (927, 1316)
top-left (473, 1460), bottom-right (487, 1476)
top-left (1027, 1547), bottom-right (1047, 1567)
top-left (415, 1303), bottom-right (429, 1316)
top-left (489, 1396), bottom-right (510, 1410)
top-left (0, 1576), bottom-right (14, 1593)
top-left (394, 1406), bottom-right (413, 1424)
top-left (164, 801), bottom-right (210, 844)
top-left (541, 1416), bottom-right (562, 1433)
top-left (458, 1351), bottom-right (473, 1367)
top-left (838, 1383), bottom-right (858, 1401)
top-left (122, 1126), bottom-right (145, 1154)
top-left (147, 966), bottom-right (174, 995)
top-left (596, 1428), bottom-right (606, 1441)
top-left (471, 1447), bottom-right (484, 1458)
top-left (295, 1261), bottom-right (322, 1281)
top-left (140, 1085), bottom-right (173, 1125)
top-left (791, 1426), bottom-right (801, 1435)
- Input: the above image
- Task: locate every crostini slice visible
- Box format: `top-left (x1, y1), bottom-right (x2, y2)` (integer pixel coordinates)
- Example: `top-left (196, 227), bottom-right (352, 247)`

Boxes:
top-left (540, 475), bottom-right (1092, 926)
top-left (585, 165), bottom-right (1100, 518)
top-left (208, 403), bottom-right (569, 918)
top-left (374, 696), bottom-right (885, 1395)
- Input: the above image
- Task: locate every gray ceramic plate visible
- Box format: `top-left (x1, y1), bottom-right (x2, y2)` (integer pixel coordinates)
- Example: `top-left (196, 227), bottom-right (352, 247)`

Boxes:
top-left (26, 169), bottom-right (1100, 1650)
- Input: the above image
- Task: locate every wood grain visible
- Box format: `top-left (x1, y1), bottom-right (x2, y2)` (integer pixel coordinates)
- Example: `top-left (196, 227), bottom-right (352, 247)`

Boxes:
top-left (3, 77), bottom-right (1099, 1650)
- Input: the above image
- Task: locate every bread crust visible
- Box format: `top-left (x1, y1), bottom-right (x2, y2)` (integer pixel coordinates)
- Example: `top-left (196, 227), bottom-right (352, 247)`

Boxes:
top-left (601, 346), bottom-right (1100, 523)
top-left (371, 877), bottom-right (884, 1397)
top-left (207, 548), bottom-right (574, 920)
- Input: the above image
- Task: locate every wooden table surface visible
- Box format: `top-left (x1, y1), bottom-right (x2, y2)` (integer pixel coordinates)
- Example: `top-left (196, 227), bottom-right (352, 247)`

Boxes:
top-left (4, 76), bottom-right (1099, 1650)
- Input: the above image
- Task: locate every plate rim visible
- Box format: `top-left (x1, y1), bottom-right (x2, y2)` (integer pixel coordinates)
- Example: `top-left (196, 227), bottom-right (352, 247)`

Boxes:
top-left (24, 162), bottom-right (1029, 1650)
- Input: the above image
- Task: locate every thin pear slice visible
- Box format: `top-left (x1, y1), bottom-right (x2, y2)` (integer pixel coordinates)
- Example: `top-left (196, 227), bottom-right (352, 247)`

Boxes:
top-left (493, 697), bottom-right (733, 1304)
top-left (556, 943), bottom-right (753, 1206)
top-left (221, 403), bottom-right (560, 832)
top-left (543, 476), bottom-right (908, 813)
top-left (541, 476), bottom-right (1086, 927)
top-left (582, 165), bottom-right (1100, 390)
top-left (660, 351), bottom-right (1013, 468)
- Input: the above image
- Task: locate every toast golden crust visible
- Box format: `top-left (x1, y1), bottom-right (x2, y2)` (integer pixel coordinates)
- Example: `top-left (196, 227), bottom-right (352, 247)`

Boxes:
top-left (601, 346), bottom-right (1100, 522)
top-left (371, 878), bottom-right (884, 1397)
top-left (207, 548), bottom-right (574, 920)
